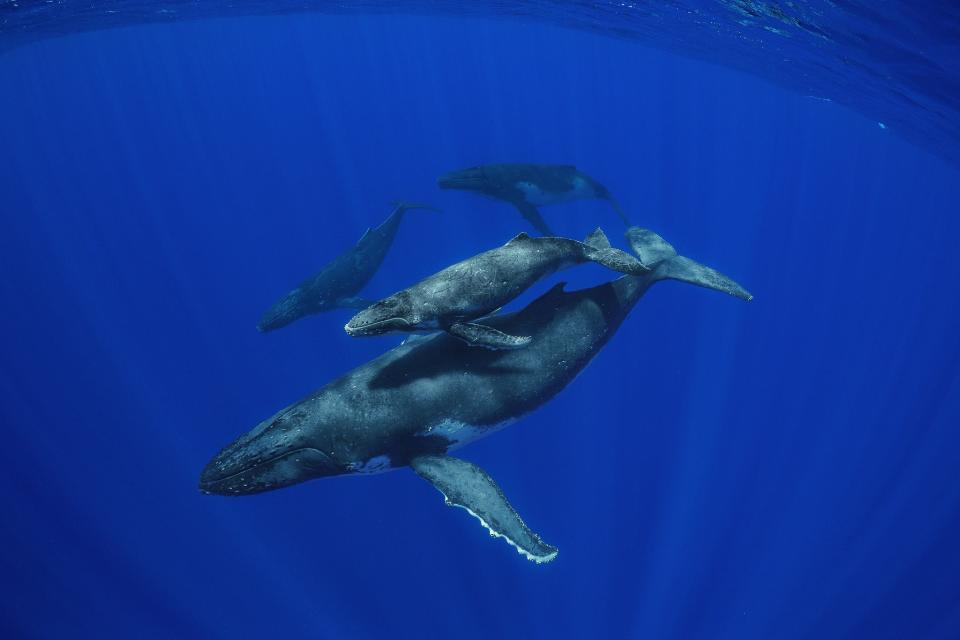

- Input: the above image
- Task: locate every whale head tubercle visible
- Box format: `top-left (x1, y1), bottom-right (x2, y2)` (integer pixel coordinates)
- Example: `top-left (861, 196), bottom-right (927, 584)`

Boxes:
top-left (199, 407), bottom-right (344, 496)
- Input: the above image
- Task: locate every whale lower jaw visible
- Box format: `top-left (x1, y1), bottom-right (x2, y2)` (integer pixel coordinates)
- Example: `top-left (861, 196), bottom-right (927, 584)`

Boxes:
top-left (199, 447), bottom-right (338, 495)
top-left (345, 316), bottom-right (418, 336)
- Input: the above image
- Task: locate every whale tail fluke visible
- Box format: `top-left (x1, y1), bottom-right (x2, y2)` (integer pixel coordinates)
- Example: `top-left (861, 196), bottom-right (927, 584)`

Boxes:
top-left (626, 226), bottom-right (753, 301)
top-left (655, 255), bottom-right (753, 301)
top-left (583, 227), bottom-right (650, 276)
top-left (583, 227), bottom-right (613, 250)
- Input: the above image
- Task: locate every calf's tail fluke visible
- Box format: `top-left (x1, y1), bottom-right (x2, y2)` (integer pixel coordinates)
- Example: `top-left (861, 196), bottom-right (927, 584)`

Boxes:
top-left (582, 227), bottom-right (650, 276)
top-left (625, 227), bottom-right (753, 301)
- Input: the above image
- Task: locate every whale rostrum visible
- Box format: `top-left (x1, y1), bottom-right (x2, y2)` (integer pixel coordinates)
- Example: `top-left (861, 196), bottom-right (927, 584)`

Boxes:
top-left (344, 227), bottom-right (650, 349)
top-left (200, 227), bottom-right (751, 562)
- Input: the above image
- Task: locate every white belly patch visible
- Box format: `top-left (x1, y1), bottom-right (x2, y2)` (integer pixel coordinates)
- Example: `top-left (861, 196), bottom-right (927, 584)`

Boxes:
top-left (347, 454), bottom-right (392, 475)
top-left (516, 175), bottom-right (594, 206)
top-left (417, 418), bottom-right (516, 450)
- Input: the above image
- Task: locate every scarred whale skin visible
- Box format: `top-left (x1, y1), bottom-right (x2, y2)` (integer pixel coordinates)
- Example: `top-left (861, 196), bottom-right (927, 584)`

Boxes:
top-left (201, 243), bottom-right (748, 494)
top-left (202, 275), bottom-right (645, 494)
top-left (200, 228), bottom-right (751, 561)
top-left (343, 229), bottom-right (646, 349)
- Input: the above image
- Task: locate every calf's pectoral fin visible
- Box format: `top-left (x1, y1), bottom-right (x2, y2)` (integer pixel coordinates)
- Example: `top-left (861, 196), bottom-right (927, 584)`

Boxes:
top-left (513, 201), bottom-right (555, 236)
top-left (410, 454), bottom-right (558, 564)
top-left (447, 322), bottom-right (532, 350)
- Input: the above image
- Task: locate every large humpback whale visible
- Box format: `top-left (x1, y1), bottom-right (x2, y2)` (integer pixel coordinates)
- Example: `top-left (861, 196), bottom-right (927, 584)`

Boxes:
top-left (344, 228), bottom-right (648, 349)
top-left (256, 201), bottom-right (438, 332)
top-left (438, 163), bottom-right (630, 236)
top-left (201, 228), bottom-right (751, 562)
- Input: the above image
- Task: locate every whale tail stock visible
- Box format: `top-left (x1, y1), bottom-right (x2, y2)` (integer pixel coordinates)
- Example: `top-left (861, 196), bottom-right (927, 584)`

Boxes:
top-left (625, 227), bottom-right (753, 301)
top-left (372, 200), bottom-right (442, 238)
top-left (389, 200), bottom-right (442, 215)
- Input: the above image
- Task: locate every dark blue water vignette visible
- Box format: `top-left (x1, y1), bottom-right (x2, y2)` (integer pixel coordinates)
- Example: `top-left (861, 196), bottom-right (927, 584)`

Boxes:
top-left (2, 1), bottom-right (959, 166)
top-left (1, 12), bottom-right (959, 640)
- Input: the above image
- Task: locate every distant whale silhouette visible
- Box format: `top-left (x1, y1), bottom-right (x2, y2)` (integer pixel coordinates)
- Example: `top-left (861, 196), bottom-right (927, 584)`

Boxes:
top-left (438, 163), bottom-right (630, 235)
top-left (344, 228), bottom-right (648, 350)
top-left (201, 227), bottom-right (751, 563)
top-left (257, 202), bottom-right (439, 332)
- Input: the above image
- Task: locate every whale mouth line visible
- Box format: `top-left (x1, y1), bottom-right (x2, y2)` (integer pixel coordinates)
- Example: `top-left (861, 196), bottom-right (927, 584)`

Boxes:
top-left (200, 447), bottom-right (329, 488)
top-left (345, 317), bottom-right (411, 335)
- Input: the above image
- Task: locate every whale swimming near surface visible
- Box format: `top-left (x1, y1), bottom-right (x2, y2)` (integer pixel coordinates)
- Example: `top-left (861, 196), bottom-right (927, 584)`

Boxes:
top-left (201, 227), bottom-right (751, 563)
top-left (257, 201), bottom-right (438, 332)
top-left (344, 227), bottom-right (649, 350)
top-left (437, 163), bottom-right (630, 236)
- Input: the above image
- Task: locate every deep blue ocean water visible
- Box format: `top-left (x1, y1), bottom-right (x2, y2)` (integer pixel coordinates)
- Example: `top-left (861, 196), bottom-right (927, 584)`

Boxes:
top-left (1, 7), bottom-right (959, 639)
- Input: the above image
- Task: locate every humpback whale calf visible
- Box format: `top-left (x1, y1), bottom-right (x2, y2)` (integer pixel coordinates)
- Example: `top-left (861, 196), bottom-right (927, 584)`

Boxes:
top-left (344, 228), bottom-right (649, 349)
top-left (201, 227), bottom-right (751, 563)
top-left (437, 163), bottom-right (630, 235)
top-left (256, 201), bottom-right (438, 332)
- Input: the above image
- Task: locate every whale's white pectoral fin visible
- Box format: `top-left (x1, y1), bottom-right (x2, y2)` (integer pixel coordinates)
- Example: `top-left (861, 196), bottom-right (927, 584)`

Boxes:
top-left (410, 454), bottom-right (558, 564)
top-left (447, 322), bottom-right (532, 350)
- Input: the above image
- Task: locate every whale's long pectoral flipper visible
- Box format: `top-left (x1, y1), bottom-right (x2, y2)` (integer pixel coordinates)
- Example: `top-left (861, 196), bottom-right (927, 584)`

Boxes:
top-left (626, 227), bottom-right (754, 301)
top-left (410, 455), bottom-right (558, 564)
top-left (606, 197), bottom-right (633, 227)
top-left (447, 322), bottom-right (532, 350)
top-left (513, 201), bottom-right (555, 236)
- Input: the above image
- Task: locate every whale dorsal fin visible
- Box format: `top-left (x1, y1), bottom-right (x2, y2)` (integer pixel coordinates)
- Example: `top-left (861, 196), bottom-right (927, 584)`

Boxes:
top-left (539, 281), bottom-right (567, 302)
top-left (410, 454), bottom-right (558, 564)
top-left (505, 231), bottom-right (532, 245)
